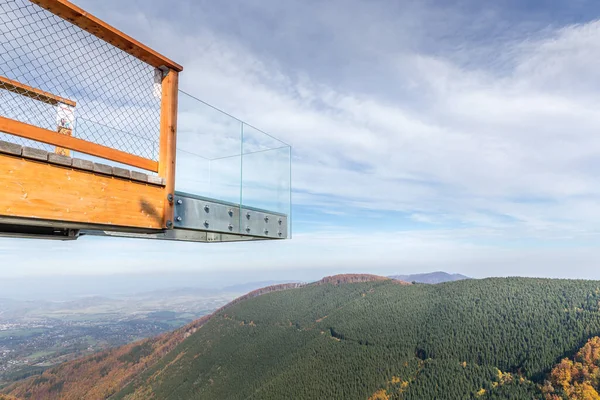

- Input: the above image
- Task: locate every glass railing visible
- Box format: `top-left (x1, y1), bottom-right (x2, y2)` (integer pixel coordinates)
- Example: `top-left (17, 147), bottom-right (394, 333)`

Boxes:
top-left (176, 90), bottom-right (291, 237)
top-left (241, 124), bottom-right (291, 219)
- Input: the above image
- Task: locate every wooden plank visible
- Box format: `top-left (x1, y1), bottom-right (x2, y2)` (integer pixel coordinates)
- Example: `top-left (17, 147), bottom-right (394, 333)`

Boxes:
top-left (159, 69), bottom-right (179, 228)
top-left (0, 154), bottom-right (165, 229)
top-left (29, 0), bottom-right (183, 72)
top-left (0, 116), bottom-right (158, 172)
top-left (0, 75), bottom-right (76, 107)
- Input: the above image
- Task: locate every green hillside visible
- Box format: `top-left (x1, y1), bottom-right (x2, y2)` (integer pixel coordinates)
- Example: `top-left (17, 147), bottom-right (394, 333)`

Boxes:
top-left (107, 277), bottom-right (600, 400)
top-left (6, 276), bottom-right (600, 399)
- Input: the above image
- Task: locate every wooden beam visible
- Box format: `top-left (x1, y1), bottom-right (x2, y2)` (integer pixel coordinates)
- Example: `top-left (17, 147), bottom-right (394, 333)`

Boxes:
top-left (0, 116), bottom-right (158, 172)
top-left (0, 154), bottom-right (165, 229)
top-left (29, 0), bottom-right (183, 72)
top-left (159, 69), bottom-right (179, 228)
top-left (0, 75), bottom-right (76, 107)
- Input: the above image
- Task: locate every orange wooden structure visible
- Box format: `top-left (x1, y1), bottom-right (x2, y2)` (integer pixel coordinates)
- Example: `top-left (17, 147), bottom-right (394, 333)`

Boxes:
top-left (0, 0), bottom-right (181, 239)
top-left (0, 0), bottom-right (290, 242)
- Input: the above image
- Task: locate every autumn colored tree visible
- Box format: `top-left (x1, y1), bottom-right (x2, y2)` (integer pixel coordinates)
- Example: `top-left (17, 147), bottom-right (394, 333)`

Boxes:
top-left (572, 383), bottom-right (600, 400)
top-left (543, 337), bottom-right (600, 399)
top-left (368, 389), bottom-right (390, 400)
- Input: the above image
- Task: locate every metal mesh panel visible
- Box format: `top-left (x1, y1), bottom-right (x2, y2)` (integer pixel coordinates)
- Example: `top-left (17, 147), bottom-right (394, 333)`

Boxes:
top-left (0, 0), bottom-right (161, 161)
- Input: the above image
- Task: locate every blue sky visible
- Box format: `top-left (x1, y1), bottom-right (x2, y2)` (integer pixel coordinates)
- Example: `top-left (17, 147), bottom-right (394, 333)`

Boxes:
top-left (3, 0), bottom-right (600, 284)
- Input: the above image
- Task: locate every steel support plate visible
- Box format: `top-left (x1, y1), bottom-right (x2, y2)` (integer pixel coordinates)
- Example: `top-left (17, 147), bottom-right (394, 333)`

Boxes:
top-left (172, 192), bottom-right (288, 239)
top-left (81, 229), bottom-right (269, 243)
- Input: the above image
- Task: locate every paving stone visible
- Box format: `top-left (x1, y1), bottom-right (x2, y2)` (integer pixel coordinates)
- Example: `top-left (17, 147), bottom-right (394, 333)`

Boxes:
top-left (112, 167), bottom-right (131, 179)
top-left (22, 147), bottom-right (48, 161)
top-left (93, 162), bottom-right (113, 175)
top-left (72, 158), bottom-right (94, 171)
top-left (147, 175), bottom-right (166, 186)
top-left (48, 153), bottom-right (72, 166)
top-left (0, 140), bottom-right (22, 156)
top-left (131, 171), bottom-right (149, 183)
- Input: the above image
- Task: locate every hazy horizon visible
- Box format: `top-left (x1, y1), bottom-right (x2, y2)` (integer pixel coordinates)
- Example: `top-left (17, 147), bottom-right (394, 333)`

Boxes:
top-left (1, 267), bottom-right (597, 302)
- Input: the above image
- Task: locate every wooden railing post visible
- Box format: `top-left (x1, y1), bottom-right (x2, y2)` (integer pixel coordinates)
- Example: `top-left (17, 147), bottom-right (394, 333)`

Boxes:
top-left (159, 68), bottom-right (179, 229)
top-left (55, 104), bottom-right (74, 156)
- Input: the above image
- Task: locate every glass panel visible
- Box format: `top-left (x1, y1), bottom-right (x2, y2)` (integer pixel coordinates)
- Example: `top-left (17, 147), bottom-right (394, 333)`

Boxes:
top-left (207, 155), bottom-right (242, 205)
top-left (176, 91), bottom-right (242, 205)
top-left (242, 124), bottom-right (291, 237)
top-left (174, 91), bottom-right (291, 238)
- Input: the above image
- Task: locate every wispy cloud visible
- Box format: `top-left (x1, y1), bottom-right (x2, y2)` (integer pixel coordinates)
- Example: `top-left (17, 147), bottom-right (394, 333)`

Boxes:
top-left (3, 0), bottom-right (600, 279)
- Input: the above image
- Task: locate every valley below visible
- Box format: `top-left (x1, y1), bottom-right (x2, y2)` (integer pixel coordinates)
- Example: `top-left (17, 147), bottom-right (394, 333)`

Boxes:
top-left (0, 288), bottom-right (239, 386)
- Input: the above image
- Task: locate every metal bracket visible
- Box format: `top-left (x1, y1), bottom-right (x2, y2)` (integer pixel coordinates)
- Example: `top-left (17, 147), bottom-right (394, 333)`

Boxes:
top-left (0, 224), bottom-right (79, 240)
top-left (173, 192), bottom-right (288, 239)
top-left (157, 65), bottom-right (170, 78)
top-left (81, 229), bottom-right (271, 243)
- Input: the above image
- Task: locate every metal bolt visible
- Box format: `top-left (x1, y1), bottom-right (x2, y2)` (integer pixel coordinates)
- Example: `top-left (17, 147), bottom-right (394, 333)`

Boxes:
top-left (264, 216), bottom-right (269, 223)
top-left (167, 194), bottom-right (174, 203)
top-left (176, 216), bottom-right (182, 222)
top-left (278, 232), bottom-right (283, 237)
top-left (246, 226), bottom-right (251, 233)
top-left (246, 212), bottom-right (251, 219)
top-left (228, 224), bottom-right (233, 231)
top-left (176, 199), bottom-right (183, 205)
top-left (278, 218), bottom-right (282, 225)
top-left (228, 209), bottom-right (233, 217)
top-left (264, 229), bottom-right (269, 235)
top-left (166, 220), bottom-right (173, 228)
top-left (204, 205), bottom-right (210, 213)
top-left (204, 220), bottom-right (209, 227)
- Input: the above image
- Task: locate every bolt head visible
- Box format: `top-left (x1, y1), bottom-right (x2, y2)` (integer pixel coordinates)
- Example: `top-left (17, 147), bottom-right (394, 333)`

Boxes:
top-left (166, 220), bottom-right (173, 228)
top-left (278, 219), bottom-right (283, 225)
top-left (176, 216), bottom-right (182, 222)
top-left (176, 199), bottom-right (183, 205)
top-left (167, 194), bottom-right (174, 203)
top-left (204, 220), bottom-right (209, 227)
top-left (246, 212), bottom-right (251, 219)
top-left (204, 205), bottom-right (210, 212)
top-left (228, 224), bottom-right (233, 231)
top-left (246, 226), bottom-right (251, 232)
top-left (228, 209), bottom-right (233, 217)
top-left (264, 216), bottom-right (269, 223)
top-left (264, 229), bottom-right (269, 235)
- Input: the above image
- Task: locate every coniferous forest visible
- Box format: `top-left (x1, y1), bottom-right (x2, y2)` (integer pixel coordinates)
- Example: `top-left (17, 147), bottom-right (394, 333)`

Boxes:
top-left (5, 276), bottom-right (600, 399)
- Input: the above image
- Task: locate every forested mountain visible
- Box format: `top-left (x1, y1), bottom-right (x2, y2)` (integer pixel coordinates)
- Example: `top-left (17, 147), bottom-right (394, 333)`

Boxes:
top-left (4, 275), bottom-right (600, 399)
top-left (389, 271), bottom-right (470, 284)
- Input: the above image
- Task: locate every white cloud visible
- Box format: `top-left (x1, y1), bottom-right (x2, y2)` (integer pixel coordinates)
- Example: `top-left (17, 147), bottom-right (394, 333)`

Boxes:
top-left (4, 0), bottom-right (600, 279)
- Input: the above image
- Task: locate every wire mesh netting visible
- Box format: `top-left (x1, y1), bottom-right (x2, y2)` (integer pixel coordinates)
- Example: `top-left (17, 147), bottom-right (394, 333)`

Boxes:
top-left (0, 0), bottom-right (161, 161)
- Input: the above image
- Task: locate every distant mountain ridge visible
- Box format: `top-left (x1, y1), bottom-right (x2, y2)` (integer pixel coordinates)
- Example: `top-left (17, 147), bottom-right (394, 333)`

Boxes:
top-left (221, 280), bottom-right (302, 293)
top-left (389, 271), bottom-right (470, 284)
top-left (316, 274), bottom-right (407, 286)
